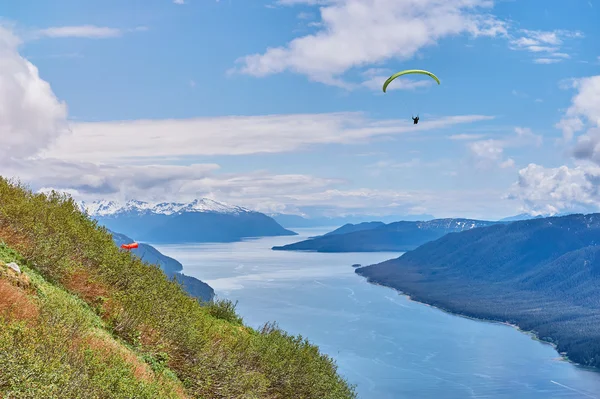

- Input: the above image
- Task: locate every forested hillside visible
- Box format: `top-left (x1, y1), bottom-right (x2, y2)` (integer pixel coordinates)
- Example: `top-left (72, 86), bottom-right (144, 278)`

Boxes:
top-left (0, 177), bottom-right (356, 399)
top-left (356, 214), bottom-right (600, 369)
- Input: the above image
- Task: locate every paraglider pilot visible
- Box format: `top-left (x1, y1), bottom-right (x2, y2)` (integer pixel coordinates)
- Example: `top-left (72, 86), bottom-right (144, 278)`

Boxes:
top-left (412, 115), bottom-right (419, 125)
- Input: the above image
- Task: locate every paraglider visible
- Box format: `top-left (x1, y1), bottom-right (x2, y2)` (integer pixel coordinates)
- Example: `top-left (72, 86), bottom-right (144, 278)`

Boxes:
top-left (382, 69), bottom-right (440, 92)
top-left (382, 69), bottom-right (440, 124)
top-left (121, 242), bottom-right (139, 251)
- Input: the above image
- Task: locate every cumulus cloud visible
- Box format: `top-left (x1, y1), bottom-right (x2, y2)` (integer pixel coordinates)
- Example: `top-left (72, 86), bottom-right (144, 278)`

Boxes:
top-left (0, 25), bottom-right (69, 160)
top-left (41, 113), bottom-right (494, 163)
top-left (233, 0), bottom-right (507, 87)
top-left (509, 28), bottom-right (583, 64)
top-left (506, 163), bottom-right (600, 215)
top-left (555, 75), bottom-right (600, 142)
top-left (467, 127), bottom-right (542, 169)
top-left (507, 75), bottom-right (600, 214)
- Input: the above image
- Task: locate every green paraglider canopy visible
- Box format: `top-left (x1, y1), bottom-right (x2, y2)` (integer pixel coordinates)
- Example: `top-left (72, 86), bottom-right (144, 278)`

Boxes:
top-left (382, 69), bottom-right (440, 92)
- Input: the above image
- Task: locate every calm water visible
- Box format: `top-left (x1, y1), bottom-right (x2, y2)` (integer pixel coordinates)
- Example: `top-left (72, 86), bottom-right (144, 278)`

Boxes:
top-left (152, 228), bottom-right (600, 399)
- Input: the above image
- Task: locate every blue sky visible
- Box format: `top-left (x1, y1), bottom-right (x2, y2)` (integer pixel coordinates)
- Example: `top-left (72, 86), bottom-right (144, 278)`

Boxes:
top-left (1, 0), bottom-right (599, 220)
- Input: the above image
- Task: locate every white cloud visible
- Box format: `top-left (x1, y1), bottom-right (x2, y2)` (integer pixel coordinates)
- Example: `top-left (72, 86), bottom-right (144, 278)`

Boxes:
top-left (32, 25), bottom-right (148, 39)
top-left (2, 158), bottom-right (220, 200)
top-left (500, 158), bottom-right (515, 169)
top-left (509, 28), bottom-right (583, 64)
top-left (468, 139), bottom-right (504, 164)
top-left (506, 163), bottom-right (600, 215)
top-left (555, 75), bottom-right (600, 141)
top-left (0, 23), bottom-right (516, 220)
top-left (533, 58), bottom-right (561, 64)
top-left (41, 113), bottom-right (494, 163)
top-left (233, 0), bottom-right (506, 87)
top-left (507, 75), bottom-right (600, 214)
top-left (467, 127), bottom-right (542, 169)
top-left (174, 0), bottom-right (186, 4)
top-left (448, 133), bottom-right (487, 141)
top-left (297, 11), bottom-right (314, 19)
top-left (13, 156), bottom-right (510, 218)
top-left (0, 25), bottom-right (69, 161)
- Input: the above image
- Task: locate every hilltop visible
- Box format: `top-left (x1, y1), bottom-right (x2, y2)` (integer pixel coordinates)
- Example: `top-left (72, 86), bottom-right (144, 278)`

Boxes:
top-left (81, 199), bottom-right (297, 244)
top-left (273, 218), bottom-right (498, 252)
top-left (356, 213), bottom-right (600, 369)
top-left (0, 177), bottom-right (356, 399)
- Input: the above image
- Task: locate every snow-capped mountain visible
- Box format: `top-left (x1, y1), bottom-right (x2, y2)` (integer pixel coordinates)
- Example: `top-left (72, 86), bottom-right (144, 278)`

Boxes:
top-left (81, 198), bottom-right (297, 244)
top-left (79, 198), bottom-right (251, 217)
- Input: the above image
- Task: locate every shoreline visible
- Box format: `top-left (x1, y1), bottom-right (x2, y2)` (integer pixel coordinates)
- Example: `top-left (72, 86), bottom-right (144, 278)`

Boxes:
top-left (357, 277), bottom-right (600, 372)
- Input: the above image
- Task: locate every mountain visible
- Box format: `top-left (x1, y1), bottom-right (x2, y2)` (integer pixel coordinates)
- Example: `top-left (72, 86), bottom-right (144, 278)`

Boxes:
top-left (356, 213), bottom-right (600, 370)
top-left (273, 218), bottom-right (498, 252)
top-left (0, 176), bottom-right (354, 398)
top-left (270, 213), bottom-right (435, 228)
top-left (80, 199), bottom-right (297, 243)
top-left (498, 211), bottom-right (580, 222)
top-left (109, 230), bottom-right (214, 302)
top-left (323, 221), bottom-right (386, 236)
top-left (498, 213), bottom-right (545, 222)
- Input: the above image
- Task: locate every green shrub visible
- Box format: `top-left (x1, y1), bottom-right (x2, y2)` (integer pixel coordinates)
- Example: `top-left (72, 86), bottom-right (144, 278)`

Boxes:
top-left (0, 176), bottom-right (357, 399)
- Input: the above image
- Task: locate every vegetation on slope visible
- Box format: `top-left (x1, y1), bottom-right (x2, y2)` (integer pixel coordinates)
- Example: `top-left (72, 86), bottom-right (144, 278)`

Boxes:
top-left (110, 230), bottom-right (215, 302)
top-left (356, 214), bottom-right (600, 369)
top-left (0, 244), bottom-right (187, 398)
top-left (0, 177), bottom-right (356, 399)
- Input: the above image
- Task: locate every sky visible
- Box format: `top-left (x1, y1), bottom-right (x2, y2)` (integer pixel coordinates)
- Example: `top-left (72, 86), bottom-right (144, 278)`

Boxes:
top-left (0, 0), bottom-right (599, 220)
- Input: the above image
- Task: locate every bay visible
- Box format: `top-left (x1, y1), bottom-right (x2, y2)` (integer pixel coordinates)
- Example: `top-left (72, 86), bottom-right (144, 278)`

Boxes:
top-left (153, 227), bottom-right (600, 399)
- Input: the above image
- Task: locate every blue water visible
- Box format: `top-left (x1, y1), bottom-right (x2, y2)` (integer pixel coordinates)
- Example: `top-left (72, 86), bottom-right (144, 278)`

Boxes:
top-left (153, 228), bottom-right (600, 399)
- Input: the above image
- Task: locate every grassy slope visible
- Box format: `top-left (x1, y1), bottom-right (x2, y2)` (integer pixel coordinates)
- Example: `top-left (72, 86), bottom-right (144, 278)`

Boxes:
top-left (0, 177), bottom-right (356, 399)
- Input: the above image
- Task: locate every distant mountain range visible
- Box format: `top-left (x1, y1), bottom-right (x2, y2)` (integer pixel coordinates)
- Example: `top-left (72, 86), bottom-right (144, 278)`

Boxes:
top-left (355, 213), bottom-right (600, 370)
top-left (273, 218), bottom-right (499, 252)
top-left (109, 230), bottom-right (214, 302)
top-left (269, 213), bottom-right (435, 228)
top-left (80, 199), bottom-right (297, 243)
top-left (498, 213), bottom-right (545, 222)
top-left (497, 211), bottom-right (579, 222)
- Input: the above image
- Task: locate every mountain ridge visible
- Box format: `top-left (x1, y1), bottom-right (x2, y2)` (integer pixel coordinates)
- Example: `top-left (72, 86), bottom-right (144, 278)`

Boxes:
top-left (82, 198), bottom-right (297, 244)
top-left (355, 213), bottom-right (600, 370)
top-left (270, 213), bottom-right (436, 228)
top-left (273, 218), bottom-right (499, 252)
top-left (80, 198), bottom-right (250, 217)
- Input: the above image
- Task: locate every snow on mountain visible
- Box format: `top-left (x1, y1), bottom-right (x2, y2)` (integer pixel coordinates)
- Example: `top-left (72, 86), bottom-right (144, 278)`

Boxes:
top-left (413, 218), bottom-right (496, 231)
top-left (79, 198), bottom-right (251, 217)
